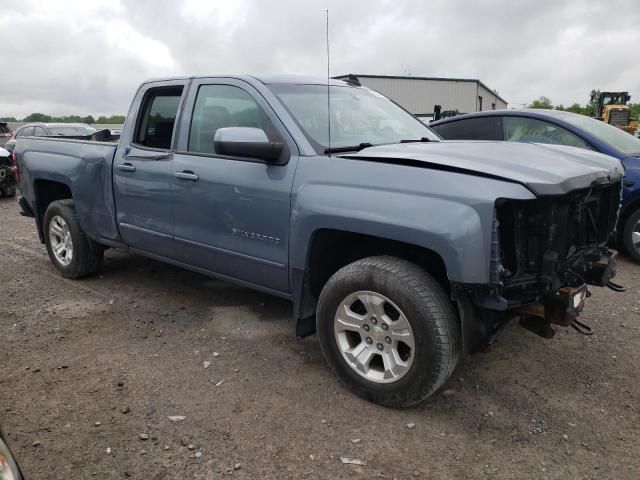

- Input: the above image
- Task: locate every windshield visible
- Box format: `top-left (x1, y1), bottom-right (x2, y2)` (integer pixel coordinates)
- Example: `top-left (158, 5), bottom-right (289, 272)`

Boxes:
top-left (553, 111), bottom-right (640, 156)
top-left (269, 84), bottom-right (439, 153)
top-left (47, 125), bottom-right (97, 136)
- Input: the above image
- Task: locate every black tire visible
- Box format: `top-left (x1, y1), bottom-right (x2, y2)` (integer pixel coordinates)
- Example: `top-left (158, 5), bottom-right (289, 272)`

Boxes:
top-left (43, 199), bottom-right (104, 278)
top-left (622, 208), bottom-right (640, 263)
top-left (316, 256), bottom-right (460, 407)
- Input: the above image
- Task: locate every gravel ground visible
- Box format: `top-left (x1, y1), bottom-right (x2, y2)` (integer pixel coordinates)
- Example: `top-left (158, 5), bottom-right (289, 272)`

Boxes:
top-left (1, 196), bottom-right (639, 479)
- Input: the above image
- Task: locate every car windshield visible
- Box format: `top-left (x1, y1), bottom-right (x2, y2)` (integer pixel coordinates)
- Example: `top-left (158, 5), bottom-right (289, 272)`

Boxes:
top-left (47, 125), bottom-right (97, 136)
top-left (553, 111), bottom-right (640, 156)
top-left (269, 84), bottom-right (439, 153)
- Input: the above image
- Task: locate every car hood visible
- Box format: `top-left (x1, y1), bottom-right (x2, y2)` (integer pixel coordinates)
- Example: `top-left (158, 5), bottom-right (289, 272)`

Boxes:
top-left (344, 140), bottom-right (624, 196)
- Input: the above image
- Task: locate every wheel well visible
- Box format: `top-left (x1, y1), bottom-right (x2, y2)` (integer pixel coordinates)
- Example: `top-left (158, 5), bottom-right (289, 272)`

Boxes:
top-left (34, 180), bottom-right (72, 242)
top-left (620, 197), bottom-right (640, 233)
top-left (307, 229), bottom-right (449, 299)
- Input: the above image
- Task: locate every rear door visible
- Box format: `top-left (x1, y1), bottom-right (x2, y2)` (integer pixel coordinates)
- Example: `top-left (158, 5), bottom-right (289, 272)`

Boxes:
top-left (171, 78), bottom-right (298, 294)
top-left (113, 80), bottom-right (187, 258)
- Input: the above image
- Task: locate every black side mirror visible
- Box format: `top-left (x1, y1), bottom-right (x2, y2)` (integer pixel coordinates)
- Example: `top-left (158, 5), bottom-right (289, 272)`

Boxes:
top-left (213, 127), bottom-right (285, 163)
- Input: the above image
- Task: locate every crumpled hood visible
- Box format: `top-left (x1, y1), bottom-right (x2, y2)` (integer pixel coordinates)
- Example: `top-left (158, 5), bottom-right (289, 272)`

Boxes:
top-left (344, 140), bottom-right (624, 196)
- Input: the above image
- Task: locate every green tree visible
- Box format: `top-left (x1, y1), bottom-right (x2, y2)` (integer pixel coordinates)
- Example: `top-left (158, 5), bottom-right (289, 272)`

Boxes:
top-left (528, 96), bottom-right (553, 109)
top-left (23, 112), bottom-right (52, 122)
top-left (82, 115), bottom-right (96, 124)
top-left (565, 103), bottom-right (584, 114)
top-left (0, 116), bottom-right (18, 122)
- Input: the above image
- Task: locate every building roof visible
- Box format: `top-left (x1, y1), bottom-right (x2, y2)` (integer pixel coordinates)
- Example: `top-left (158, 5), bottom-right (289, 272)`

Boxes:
top-left (334, 74), bottom-right (508, 104)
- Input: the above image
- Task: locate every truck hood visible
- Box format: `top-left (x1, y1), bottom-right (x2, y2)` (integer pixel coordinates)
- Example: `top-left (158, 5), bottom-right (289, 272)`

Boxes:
top-left (344, 140), bottom-right (624, 196)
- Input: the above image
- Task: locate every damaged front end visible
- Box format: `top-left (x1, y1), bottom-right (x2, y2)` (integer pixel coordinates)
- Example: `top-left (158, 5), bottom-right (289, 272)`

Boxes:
top-left (454, 181), bottom-right (622, 353)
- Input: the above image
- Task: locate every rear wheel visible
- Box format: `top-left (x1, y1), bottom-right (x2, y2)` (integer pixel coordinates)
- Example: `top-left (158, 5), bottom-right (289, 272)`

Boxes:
top-left (316, 256), bottom-right (460, 407)
top-left (44, 200), bottom-right (104, 278)
top-left (622, 208), bottom-right (640, 263)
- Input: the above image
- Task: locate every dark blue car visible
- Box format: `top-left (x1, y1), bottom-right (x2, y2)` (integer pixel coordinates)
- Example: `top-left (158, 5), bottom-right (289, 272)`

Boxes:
top-left (431, 109), bottom-right (640, 262)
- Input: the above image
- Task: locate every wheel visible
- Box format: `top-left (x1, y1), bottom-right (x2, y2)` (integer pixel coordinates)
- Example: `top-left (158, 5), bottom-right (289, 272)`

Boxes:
top-left (43, 199), bottom-right (104, 278)
top-left (622, 208), bottom-right (640, 263)
top-left (316, 256), bottom-right (460, 407)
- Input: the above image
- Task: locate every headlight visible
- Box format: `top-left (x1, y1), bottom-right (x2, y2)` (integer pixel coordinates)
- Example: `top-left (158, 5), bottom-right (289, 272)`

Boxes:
top-left (0, 434), bottom-right (22, 480)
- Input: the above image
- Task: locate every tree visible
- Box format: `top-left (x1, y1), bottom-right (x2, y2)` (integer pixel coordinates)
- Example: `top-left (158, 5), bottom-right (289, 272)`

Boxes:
top-left (565, 103), bottom-right (584, 114)
top-left (0, 116), bottom-right (18, 122)
top-left (82, 115), bottom-right (96, 124)
top-left (528, 96), bottom-right (553, 109)
top-left (23, 113), bottom-right (52, 122)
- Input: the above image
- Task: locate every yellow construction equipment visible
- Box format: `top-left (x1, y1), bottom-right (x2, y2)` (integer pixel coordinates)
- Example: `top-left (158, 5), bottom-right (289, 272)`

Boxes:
top-left (592, 91), bottom-right (639, 136)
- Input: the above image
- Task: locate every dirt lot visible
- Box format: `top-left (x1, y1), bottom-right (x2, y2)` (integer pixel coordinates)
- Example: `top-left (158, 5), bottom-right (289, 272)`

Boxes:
top-left (0, 196), bottom-right (639, 480)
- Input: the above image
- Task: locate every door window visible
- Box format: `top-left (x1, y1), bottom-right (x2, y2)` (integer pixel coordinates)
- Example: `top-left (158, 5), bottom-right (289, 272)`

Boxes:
top-left (20, 126), bottom-right (35, 137)
top-left (34, 127), bottom-right (47, 136)
top-left (503, 117), bottom-right (591, 149)
top-left (188, 85), bottom-right (276, 155)
top-left (135, 86), bottom-right (183, 149)
top-left (431, 117), bottom-right (503, 140)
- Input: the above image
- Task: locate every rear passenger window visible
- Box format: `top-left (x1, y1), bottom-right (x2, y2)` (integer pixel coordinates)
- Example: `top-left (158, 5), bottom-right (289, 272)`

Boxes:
top-left (20, 127), bottom-right (35, 137)
top-left (135, 86), bottom-right (183, 149)
top-left (503, 117), bottom-right (592, 150)
top-left (432, 117), bottom-right (503, 141)
top-left (34, 127), bottom-right (47, 136)
top-left (188, 85), bottom-right (276, 155)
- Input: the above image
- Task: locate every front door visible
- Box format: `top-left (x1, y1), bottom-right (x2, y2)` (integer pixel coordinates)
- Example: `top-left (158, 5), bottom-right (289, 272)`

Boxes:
top-left (113, 81), bottom-right (186, 258)
top-left (171, 79), bottom-right (298, 294)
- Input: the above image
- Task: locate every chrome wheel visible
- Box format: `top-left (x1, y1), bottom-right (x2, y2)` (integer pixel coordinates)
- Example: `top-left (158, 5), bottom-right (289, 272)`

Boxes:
top-left (334, 290), bottom-right (415, 384)
top-left (48, 215), bottom-right (73, 266)
top-left (633, 219), bottom-right (640, 254)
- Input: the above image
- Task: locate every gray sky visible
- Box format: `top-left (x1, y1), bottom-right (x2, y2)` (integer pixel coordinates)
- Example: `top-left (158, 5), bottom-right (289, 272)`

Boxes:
top-left (1, 0), bottom-right (639, 117)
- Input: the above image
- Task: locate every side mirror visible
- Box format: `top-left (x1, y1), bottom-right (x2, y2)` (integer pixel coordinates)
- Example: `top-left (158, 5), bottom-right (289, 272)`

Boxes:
top-left (213, 127), bottom-right (285, 163)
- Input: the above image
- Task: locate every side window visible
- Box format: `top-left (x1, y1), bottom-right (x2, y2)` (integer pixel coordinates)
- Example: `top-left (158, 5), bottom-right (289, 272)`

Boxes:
top-left (432, 117), bottom-right (503, 141)
top-left (503, 117), bottom-right (591, 150)
top-left (134, 86), bottom-right (183, 149)
top-left (20, 126), bottom-right (35, 137)
top-left (188, 85), bottom-right (276, 155)
top-left (34, 127), bottom-right (47, 136)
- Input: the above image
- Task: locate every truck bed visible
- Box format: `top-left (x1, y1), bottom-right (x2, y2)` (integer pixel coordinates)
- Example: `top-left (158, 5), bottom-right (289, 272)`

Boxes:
top-left (17, 136), bottom-right (122, 246)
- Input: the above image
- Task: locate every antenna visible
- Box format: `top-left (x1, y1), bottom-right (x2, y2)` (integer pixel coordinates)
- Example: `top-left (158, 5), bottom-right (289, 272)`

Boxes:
top-left (326, 9), bottom-right (331, 155)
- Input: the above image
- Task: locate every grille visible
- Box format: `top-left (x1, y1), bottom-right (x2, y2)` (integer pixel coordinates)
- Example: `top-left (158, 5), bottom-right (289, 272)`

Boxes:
top-left (609, 109), bottom-right (630, 126)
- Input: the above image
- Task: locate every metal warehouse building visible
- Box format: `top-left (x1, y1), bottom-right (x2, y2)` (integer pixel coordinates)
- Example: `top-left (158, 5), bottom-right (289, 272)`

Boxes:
top-left (335, 74), bottom-right (508, 118)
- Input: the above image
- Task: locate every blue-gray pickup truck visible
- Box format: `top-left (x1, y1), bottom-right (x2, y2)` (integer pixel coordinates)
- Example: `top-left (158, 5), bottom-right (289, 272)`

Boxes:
top-left (15, 75), bottom-right (623, 406)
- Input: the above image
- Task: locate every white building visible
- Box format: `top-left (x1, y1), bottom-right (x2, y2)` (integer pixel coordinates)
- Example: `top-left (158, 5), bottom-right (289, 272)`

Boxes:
top-left (335, 74), bottom-right (508, 119)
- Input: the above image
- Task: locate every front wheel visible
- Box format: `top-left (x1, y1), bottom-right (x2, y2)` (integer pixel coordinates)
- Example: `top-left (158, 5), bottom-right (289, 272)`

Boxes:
top-left (622, 208), bottom-right (640, 263)
top-left (316, 256), bottom-right (460, 407)
top-left (44, 200), bottom-right (104, 278)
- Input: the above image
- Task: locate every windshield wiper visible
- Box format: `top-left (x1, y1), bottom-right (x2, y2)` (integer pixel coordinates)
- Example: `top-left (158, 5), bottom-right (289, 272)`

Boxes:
top-left (324, 143), bottom-right (373, 154)
top-left (400, 137), bottom-right (434, 143)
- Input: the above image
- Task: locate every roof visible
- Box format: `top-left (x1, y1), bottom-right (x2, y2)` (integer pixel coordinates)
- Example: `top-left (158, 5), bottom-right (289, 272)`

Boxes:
top-left (334, 74), bottom-right (508, 104)
top-left (429, 108), bottom-right (586, 126)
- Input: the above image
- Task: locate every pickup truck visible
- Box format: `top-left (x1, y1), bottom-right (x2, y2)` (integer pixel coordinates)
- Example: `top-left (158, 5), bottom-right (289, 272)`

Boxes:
top-left (15, 75), bottom-right (623, 406)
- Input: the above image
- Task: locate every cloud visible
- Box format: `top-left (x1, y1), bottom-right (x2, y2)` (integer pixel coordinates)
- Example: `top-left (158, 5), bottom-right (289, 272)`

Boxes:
top-left (1, 0), bottom-right (639, 117)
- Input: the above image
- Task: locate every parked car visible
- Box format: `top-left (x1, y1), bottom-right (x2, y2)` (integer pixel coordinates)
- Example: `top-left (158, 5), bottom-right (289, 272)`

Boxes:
top-left (3, 123), bottom-right (97, 153)
top-left (431, 109), bottom-right (640, 262)
top-left (0, 427), bottom-right (23, 480)
top-left (0, 122), bottom-right (12, 147)
top-left (15, 75), bottom-right (622, 407)
top-left (0, 147), bottom-right (16, 197)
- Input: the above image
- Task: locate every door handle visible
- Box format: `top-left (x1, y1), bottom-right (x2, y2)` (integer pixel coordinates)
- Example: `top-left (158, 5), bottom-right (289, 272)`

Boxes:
top-left (174, 171), bottom-right (199, 181)
top-left (116, 163), bottom-right (136, 172)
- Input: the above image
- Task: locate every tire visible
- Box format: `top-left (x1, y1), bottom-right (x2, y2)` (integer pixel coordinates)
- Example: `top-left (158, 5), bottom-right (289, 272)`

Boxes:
top-left (622, 208), bottom-right (640, 263)
top-left (316, 256), bottom-right (460, 407)
top-left (43, 199), bottom-right (104, 278)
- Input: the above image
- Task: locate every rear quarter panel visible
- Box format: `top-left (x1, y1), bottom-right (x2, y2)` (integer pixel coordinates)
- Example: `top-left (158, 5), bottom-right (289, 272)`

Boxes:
top-left (17, 137), bottom-right (121, 245)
